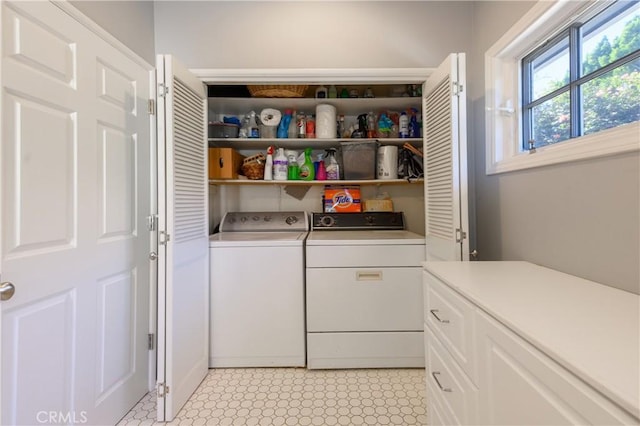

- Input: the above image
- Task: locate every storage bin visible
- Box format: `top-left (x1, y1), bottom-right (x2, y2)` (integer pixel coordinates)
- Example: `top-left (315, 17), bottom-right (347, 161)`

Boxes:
top-left (340, 141), bottom-right (378, 180)
top-left (208, 148), bottom-right (244, 179)
top-left (208, 123), bottom-right (239, 138)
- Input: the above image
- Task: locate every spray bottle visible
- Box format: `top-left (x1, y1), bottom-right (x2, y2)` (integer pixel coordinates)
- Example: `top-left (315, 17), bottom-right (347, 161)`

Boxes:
top-left (264, 146), bottom-right (274, 180)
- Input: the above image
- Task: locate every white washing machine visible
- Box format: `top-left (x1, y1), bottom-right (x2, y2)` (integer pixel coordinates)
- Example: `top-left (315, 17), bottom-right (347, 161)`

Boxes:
top-left (209, 211), bottom-right (308, 368)
top-left (305, 212), bottom-right (426, 369)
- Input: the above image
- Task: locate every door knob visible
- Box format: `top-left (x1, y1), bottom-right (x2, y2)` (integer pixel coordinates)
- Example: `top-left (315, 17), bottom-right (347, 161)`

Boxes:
top-left (0, 282), bottom-right (16, 301)
top-left (470, 249), bottom-right (478, 260)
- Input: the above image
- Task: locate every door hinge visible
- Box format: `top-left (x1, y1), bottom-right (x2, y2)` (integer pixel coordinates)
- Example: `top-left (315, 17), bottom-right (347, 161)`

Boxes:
top-left (455, 228), bottom-right (467, 243)
top-left (159, 231), bottom-right (170, 245)
top-left (452, 81), bottom-right (463, 96)
top-left (158, 83), bottom-right (168, 98)
top-left (146, 214), bottom-right (158, 231)
top-left (157, 382), bottom-right (170, 398)
top-left (148, 99), bottom-right (155, 115)
top-left (148, 333), bottom-right (154, 350)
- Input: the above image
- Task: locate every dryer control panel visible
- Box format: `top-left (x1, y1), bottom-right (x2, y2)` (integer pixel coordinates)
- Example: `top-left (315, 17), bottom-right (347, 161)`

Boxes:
top-left (311, 212), bottom-right (405, 231)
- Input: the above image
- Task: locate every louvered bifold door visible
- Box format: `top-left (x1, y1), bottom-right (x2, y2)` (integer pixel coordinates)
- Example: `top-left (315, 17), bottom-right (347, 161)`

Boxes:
top-left (156, 55), bottom-right (209, 422)
top-left (423, 53), bottom-right (469, 261)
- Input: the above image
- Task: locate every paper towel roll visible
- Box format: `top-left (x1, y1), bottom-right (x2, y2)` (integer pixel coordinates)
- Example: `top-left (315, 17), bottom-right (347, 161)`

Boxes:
top-left (260, 108), bottom-right (282, 126)
top-left (377, 146), bottom-right (398, 180)
top-left (315, 104), bottom-right (337, 139)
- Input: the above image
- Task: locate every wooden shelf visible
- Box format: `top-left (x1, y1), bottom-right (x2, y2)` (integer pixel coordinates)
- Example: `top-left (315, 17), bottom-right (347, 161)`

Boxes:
top-left (208, 138), bottom-right (422, 150)
top-left (208, 97), bottom-right (421, 116)
top-left (208, 178), bottom-right (423, 186)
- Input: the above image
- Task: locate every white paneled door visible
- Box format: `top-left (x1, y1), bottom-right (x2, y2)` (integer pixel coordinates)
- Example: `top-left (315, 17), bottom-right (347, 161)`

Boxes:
top-left (156, 55), bottom-right (209, 422)
top-left (0, 2), bottom-right (152, 425)
top-left (423, 53), bottom-right (469, 261)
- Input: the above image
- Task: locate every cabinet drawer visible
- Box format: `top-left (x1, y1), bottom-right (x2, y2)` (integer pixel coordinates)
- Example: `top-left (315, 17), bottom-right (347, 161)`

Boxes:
top-left (424, 271), bottom-right (477, 383)
top-left (425, 325), bottom-right (478, 425)
top-left (307, 331), bottom-right (424, 369)
top-left (306, 244), bottom-right (425, 267)
top-left (307, 267), bottom-right (423, 332)
top-left (476, 310), bottom-right (638, 425)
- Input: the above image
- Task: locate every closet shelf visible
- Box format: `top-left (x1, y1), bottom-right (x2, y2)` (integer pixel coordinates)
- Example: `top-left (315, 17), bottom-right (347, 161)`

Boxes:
top-left (208, 178), bottom-right (423, 186)
top-left (208, 138), bottom-right (422, 150)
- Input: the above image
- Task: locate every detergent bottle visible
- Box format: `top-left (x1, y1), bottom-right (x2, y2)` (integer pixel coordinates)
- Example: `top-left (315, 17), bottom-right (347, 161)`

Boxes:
top-left (299, 148), bottom-right (315, 181)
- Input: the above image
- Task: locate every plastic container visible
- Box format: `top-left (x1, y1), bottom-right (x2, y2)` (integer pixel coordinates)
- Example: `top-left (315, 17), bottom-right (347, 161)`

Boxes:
top-left (340, 141), bottom-right (378, 180)
top-left (208, 123), bottom-right (240, 138)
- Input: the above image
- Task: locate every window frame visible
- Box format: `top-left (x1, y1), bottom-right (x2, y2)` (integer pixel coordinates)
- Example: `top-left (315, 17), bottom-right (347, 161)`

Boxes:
top-left (485, 0), bottom-right (640, 175)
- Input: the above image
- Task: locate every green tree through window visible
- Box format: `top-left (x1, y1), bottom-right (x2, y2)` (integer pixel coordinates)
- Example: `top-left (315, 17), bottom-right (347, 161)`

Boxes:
top-left (527, 7), bottom-right (640, 148)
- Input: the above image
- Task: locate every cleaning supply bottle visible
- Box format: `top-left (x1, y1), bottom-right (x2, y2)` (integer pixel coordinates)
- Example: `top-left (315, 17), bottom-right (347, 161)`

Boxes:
top-left (325, 148), bottom-right (340, 180)
top-left (399, 112), bottom-right (409, 138)
top-left (264, 146), bottom-right (274, 180)
top-left (316, 159), bottom-right (327, 181)
top-left (273, 148), bottom-right (288, 181)
top-left (299, 148), bottom-right (315, 181)
top-left (278, 110), bottom-right (292, 139)
top-left (287, 110), bottom-right (297, 139)
top-left (248, 111), bottom-right (259, 138)
top-left (409, 108), bottom-right (420, 138)
top-left (328, 85), bottom-right (337, 98)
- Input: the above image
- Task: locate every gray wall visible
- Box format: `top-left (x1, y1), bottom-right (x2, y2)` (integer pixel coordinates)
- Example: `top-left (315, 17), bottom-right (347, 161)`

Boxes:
top-left (152, 0), bottom-right (639, 293)
top-left (470, 2), bottom-right (640, 294)
top-left (70, 1), bottom-right (155, 64)
top-left (153, 1), bottom-right (474, 69)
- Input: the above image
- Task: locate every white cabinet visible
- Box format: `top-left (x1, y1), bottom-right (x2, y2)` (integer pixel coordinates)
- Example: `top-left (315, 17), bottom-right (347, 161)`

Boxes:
top-left (423, 261), bottom-right (640, 426)
top-left (476, 309), bottom-right (634, 425)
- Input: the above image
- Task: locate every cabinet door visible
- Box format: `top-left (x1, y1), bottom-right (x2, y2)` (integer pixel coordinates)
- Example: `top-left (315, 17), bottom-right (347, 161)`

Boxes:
top-left (425, 326), bottom-right (479, 425)
top-left (476, 310), bottom-right (637, 425)
top-left (424, 271), bottom-right (477, 383)
top-left (423, 53), bottom-right (470, 261)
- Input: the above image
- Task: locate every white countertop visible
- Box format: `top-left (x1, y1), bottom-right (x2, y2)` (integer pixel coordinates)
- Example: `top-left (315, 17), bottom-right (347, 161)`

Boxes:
top-left (422, 261), bottom-right (640, 419)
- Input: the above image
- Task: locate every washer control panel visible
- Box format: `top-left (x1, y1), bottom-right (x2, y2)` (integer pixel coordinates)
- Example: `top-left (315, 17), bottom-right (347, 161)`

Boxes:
top-left (220, 211), bottom-right (309, 232)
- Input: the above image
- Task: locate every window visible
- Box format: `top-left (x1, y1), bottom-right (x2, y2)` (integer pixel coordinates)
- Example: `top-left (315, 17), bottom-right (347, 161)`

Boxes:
top-left (522, 1), bottom-right (640, 150)
top-left (485, 0), bottom-right (640, 174)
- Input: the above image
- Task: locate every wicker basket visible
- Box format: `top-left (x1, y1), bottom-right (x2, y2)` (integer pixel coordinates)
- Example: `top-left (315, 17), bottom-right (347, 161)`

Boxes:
top-left (241, 153), bottom-right (266, 180)
top-left (247, 85), bottom-right (308, 98)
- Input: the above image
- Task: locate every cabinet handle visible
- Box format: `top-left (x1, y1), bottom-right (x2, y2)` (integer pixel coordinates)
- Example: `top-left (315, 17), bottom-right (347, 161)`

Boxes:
top-left (356, 271), bottom-right (383, 281)
top-left (219, 157), bottom-right (224, 168)
top-left (430, 309), bottom-right (450, 324)
top-left (431, 371), bottom-right (452, 392)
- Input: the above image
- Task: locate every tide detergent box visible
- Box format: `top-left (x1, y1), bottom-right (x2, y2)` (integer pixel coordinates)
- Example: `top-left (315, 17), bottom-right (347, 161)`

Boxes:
top-left (323, 185), bottom-right (362, 212)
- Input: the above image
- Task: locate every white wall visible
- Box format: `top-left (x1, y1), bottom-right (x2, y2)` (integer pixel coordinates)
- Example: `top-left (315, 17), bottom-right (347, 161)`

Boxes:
top-left (153, 1), bottom-right (474, 69)
top-left (70, 0), bottom-right (155, 64)
top-left (469, 2), bottom-right (640, 294)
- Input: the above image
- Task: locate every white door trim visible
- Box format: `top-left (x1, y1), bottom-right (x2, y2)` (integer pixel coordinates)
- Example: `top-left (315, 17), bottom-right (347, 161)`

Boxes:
top-left (52, 1), bottom-right (153, 71)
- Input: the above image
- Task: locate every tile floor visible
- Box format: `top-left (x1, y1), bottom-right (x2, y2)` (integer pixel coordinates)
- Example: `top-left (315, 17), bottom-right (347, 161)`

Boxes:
top-left (118, 368), bottom-right (427, 426)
